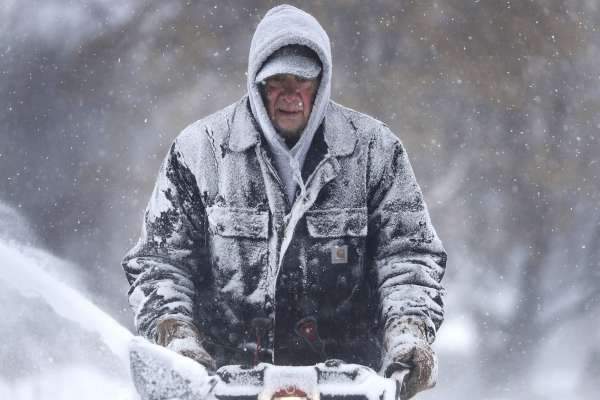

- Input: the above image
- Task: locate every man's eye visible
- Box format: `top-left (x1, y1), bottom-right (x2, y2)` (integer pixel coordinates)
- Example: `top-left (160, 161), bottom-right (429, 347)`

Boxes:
top-left (297, 77), bottom-right (319, 87)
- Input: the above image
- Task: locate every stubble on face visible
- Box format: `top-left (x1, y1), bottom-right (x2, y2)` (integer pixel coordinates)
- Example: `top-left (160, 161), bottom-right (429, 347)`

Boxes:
top-left (263, 74), bottom-right (319, 147)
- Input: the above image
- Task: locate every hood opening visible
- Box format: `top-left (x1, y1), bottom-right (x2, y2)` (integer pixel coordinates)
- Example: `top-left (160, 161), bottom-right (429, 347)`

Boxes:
top-left (247, 4), bottom-right (332, 204)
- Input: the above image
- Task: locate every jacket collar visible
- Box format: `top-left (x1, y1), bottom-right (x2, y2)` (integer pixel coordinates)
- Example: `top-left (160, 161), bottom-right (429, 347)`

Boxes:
top-left (228, 97), bottom-right (357, 157)
top-left (323, 101), bottom-right (358, 157)
top-left (228, 97), bottom-right (261, 152)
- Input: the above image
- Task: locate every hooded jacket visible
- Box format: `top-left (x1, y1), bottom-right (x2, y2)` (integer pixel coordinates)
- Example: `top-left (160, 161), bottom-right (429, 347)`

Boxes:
top-left (123, 5), bottom-right (446, 370)
top-left (248, 5), bottom-right (332, 204)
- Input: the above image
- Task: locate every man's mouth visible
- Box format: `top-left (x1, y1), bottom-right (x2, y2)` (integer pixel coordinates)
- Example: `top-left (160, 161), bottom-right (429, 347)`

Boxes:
top-left (278, 109), bottom-right (302, 115)
top-left (277, 101), bottom-right (303, 115)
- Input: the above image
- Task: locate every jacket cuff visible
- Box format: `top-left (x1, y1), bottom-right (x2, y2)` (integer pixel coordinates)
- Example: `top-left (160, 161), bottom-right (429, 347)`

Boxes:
top-left (384, 316), bottom-right (436, 345)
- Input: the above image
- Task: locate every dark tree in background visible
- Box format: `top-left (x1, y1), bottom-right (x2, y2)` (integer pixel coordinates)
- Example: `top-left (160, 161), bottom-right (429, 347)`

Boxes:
top-left (1, 1), bottom-right (598, 398)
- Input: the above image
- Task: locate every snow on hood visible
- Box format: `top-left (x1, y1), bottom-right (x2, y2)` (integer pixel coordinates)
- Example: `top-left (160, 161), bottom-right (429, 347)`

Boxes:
top-left (247, 4), bottom-right (332, 202)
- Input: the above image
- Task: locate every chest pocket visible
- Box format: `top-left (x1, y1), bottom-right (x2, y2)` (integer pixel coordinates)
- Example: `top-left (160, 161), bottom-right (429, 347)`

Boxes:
top-left (205, 206), bottom-right (269, 298)
top-left (304, 208), bottom-right (368, 300)
top-left (207, 206), bottom-right (268, 239)
top-left (305, 208), bottom-right (368, 238)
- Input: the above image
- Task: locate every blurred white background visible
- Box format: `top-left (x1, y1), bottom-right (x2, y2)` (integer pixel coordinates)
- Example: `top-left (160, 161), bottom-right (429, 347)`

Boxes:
top-left (1, 1), bottom-right (599, 399)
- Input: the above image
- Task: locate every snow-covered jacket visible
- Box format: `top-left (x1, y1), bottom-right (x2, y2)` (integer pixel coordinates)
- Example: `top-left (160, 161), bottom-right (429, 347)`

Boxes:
top-left (122, 5), bottom-right (446, 370)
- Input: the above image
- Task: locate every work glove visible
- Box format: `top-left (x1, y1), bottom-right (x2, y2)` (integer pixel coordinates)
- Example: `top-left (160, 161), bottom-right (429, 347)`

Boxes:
top-left (155, 318), bottom-right (217, 371)
top-left (380, 317), bottom-right (438, 399)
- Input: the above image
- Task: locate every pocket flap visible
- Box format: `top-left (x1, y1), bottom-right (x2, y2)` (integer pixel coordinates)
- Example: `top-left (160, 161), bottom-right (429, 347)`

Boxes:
top-left (206, 206), bottom-right (269, 239)
top-left (305, 208), bottom-right (368, 238)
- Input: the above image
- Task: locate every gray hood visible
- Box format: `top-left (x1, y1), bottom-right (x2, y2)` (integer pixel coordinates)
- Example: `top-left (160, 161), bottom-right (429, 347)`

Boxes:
top-left (247, 4), bottom-right (332, 204)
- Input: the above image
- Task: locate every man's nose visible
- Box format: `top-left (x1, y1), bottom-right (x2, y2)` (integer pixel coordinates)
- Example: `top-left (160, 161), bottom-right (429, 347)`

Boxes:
top-left (281, 79), bottom-right (301, 93)
top-left (280, 85), bottom-right (301, 101)
top-left (280, 91), bottom-right (300, 103)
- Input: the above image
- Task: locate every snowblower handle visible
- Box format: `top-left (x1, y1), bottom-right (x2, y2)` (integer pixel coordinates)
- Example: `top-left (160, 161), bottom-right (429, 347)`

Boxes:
top-left (129, 337), bottom-right (402, 400)
top-left (214, 362), bottom-right (401, 400)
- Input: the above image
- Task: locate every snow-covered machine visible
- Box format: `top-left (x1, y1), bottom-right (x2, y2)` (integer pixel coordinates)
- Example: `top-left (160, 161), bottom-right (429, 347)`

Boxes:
top-left (130, 337), bottom-right (402, 400)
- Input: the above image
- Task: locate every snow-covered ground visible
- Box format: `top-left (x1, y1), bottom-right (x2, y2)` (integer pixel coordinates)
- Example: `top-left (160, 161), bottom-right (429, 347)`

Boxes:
top-left (0, 366), bottom-right (132, 400)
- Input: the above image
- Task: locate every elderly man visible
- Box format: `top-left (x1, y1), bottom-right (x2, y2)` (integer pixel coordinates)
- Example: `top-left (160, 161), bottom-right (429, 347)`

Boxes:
top-left (122, 5), bottom-right (446, 399)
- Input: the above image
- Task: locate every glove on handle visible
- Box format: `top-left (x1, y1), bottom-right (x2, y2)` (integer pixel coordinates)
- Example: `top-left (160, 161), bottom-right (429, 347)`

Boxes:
top-left (156, 318), bottom-right (217, 371)
top-left (380, 317), bottom-right (438, 399)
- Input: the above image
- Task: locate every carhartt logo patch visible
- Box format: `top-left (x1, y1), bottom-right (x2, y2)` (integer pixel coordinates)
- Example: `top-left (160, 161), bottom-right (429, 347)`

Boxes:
top-left (331, 245), bottom-right (348, 264)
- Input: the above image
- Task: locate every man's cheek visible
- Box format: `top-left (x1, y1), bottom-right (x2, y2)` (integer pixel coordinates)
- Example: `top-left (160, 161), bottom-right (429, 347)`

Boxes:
top-left (268, 94), bottom-right (278, 116)
top-left (302, 93), bottom-right (313, 116)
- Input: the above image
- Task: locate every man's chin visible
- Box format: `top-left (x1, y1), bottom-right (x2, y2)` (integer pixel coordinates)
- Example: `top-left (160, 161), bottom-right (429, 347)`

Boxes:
top-left (274, 123), bottom-right (305, 139)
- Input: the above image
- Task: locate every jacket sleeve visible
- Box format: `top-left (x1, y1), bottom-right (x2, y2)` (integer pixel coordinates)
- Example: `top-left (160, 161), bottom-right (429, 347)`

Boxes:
top-left (122, 140), bottom-right (208, 342)
top-left (367, 126), bottom-right (447, 345)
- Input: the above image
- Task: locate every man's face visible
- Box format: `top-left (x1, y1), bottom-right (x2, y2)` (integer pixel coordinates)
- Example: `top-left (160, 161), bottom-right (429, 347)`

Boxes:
top-left (263, 74), bottom-right (319, 143)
